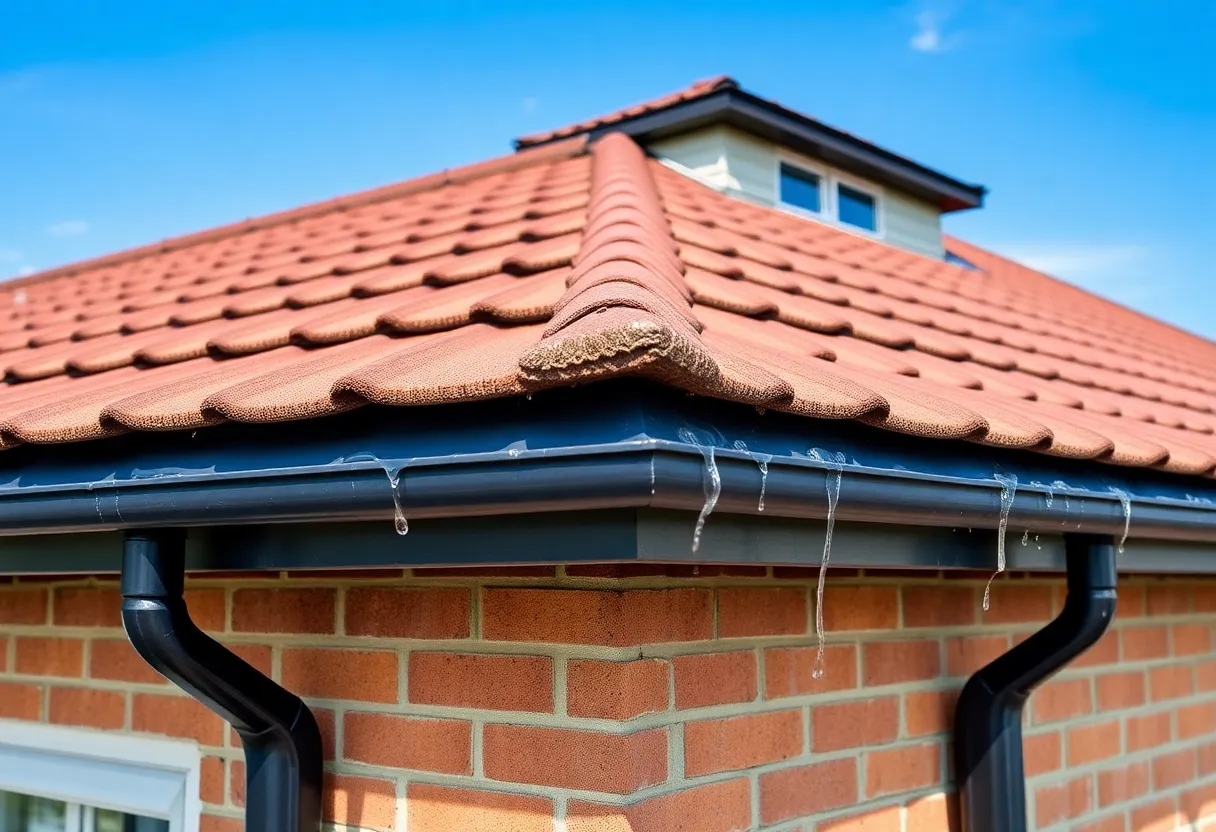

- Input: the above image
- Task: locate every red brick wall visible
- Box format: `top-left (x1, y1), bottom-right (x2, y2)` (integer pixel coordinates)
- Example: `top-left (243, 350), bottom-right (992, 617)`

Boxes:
top-left (1, 567), bottom-right (1214, 831)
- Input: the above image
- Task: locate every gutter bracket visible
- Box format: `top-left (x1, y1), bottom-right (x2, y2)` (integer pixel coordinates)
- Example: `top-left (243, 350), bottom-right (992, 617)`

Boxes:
top-left (954, 533), bottom-right (1117, 831)
top-left (121, 529), bottom-right (322, 832)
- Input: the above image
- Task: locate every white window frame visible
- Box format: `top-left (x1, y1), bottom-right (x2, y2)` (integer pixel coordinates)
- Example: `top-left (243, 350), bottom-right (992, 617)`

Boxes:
top-left (832, 171), bottom-right (885, 237)
top-left (774, 153), bottom-right (887, 240)
top-left (0, 721), bottom-right (201, 832)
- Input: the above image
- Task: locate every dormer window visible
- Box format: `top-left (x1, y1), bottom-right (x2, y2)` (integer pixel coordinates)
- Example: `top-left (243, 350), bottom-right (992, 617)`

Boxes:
top-left (521, 77), bottom-right (985, 259)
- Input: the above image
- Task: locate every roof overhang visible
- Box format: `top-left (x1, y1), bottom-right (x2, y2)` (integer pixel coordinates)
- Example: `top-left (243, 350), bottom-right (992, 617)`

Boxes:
top-left (1, 383), bottom-right (1213, 575)
top-left (517, 87), bottom-right (987, 213)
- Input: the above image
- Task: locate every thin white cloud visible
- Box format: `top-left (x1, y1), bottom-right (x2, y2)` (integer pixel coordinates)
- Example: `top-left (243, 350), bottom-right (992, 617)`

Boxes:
top-left (997, 242), bottom-right (1159, 305)
top-left (910, 10), bottom-right (947, 52)
top-left (1000, 243), bottom-right (1149, 278)
top-left (46, 220), bottom-right (90, 237)
top-left (0, 248), bottom-right (36, 278)
top-left (909, 4), bottom-right (969, 53)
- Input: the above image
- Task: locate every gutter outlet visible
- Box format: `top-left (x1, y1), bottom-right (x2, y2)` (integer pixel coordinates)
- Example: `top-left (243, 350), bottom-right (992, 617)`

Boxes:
top-left (121, 529), bottom-right (322, 832)
top-left (954, 533), bottom-right (1117, 831)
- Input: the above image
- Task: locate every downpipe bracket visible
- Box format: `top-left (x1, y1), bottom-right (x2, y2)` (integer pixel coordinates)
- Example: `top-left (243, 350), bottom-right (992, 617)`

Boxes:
top-left (121, 529), bottom-right (322, 832)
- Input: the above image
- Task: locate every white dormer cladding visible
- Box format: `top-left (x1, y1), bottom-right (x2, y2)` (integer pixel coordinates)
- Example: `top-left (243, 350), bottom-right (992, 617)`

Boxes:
top-left (648, 124), bottom-right (945, 259)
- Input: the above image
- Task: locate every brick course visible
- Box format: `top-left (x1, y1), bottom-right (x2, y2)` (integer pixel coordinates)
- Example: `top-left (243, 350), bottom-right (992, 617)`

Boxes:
top-left (1, 568), bottom-right (1214, 831)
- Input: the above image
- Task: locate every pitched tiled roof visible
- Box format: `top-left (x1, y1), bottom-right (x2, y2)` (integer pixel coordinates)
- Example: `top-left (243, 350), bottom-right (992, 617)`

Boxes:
top-left (3, 132), bottom-right (1215, 476)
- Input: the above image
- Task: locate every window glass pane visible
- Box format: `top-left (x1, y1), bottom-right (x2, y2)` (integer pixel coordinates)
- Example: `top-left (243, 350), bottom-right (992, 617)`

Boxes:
top-left (779, 163), bottom-right (821, 213)
top-left (95, 809), bottom-right (168, 832)
top-left (0, 792), bottom-right (67, 832)
top-left (838, 184), bottom-right (877, 231)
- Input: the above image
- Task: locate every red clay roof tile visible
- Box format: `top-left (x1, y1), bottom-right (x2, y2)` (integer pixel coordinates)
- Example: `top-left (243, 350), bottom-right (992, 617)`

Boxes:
top-left (1, 128), bottom-right (1213, 478)
top-left (515, 77), bottom-right (737, 148)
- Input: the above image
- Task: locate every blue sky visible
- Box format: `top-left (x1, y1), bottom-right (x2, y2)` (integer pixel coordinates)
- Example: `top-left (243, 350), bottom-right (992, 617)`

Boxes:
top-left (2, 1), bottom-right (1213, 337)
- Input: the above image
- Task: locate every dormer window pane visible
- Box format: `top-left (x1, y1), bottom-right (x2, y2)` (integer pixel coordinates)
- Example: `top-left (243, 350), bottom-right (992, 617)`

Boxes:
top-left (779, 163), bottom-right (821, 213)
top-left (838, 184), bottom-right (877, 231)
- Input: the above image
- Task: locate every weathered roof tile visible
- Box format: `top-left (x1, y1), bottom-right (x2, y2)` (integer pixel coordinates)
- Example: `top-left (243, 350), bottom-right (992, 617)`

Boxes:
top-left (1, 126), bottom-right (1213, 477)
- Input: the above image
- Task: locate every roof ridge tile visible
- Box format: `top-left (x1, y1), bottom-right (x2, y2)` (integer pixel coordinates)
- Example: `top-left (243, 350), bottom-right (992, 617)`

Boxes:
top-left (518, 133), bottom-right (726, 391)
top-left (512, 133), bottom-right (791, 416)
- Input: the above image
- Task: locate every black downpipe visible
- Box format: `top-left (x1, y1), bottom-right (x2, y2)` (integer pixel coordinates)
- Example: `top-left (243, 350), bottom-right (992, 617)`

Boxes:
top-left (121, 530), bottom-right (322, 832)
top-left (954, 533), bottom-right (1117, 831)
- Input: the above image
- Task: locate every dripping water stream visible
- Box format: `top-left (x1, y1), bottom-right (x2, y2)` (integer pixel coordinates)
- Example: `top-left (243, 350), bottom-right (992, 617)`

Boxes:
top-left (385, 464), bottom-right (408, 535)
top-left (733, 440), bottom-right (772, 512)
top-left (1052, 481), bottom-right (1071, 520)
top-left (983, 473), bottom-right (1018, 611)
top-left (810, 449), bottom-right (846, 679)
top-left (1111, 487), bottom-right (1132, 554)
top-left (679, 428), bottom-right (720, 553)
top-left (346, 453), bottom-right (411, 535)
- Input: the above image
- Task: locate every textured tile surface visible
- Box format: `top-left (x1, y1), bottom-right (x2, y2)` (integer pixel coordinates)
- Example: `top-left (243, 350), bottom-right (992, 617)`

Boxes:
top-left (2, 131), bottom-right (1214, 477)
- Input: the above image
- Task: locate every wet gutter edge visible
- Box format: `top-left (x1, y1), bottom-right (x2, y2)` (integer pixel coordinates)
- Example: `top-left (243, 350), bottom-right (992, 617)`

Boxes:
top-left (0, 441), bottom-right (1212, 545)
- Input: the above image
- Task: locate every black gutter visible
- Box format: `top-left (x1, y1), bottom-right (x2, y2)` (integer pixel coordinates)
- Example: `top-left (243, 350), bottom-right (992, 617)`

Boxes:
top-left (121, 530), bottom-right (322, 832)
top-left (2, 446), bottom-right (1214, 545)
top-left (954, 533), bottom-right (1117, 831)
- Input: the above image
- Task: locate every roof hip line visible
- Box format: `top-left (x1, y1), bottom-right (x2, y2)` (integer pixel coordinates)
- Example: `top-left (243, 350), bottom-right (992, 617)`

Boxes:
top-left (517, 132), bottom-right (729, 392)
top-left (517, 133), bottom-right (893, 418)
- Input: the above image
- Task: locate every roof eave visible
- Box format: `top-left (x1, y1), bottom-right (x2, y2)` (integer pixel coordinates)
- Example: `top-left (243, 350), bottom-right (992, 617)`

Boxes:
top-left (0, 387), bottom-right (1211, 552)
top-left (3, 442), bottom-right (1212, 542)
top-left (518, 88), bottom-right (986, 213)
top-left (2, 442), bottom-right (1216, 577)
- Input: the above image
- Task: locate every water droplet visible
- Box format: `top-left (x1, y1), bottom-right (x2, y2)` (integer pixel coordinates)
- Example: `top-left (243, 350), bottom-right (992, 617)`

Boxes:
top-left (984, 473), bottom-right (1018, 611)
top-left (1021, 529), bottom-right (1029, 546)
top-left (1052, 481), bottom-right (1071, 518)
top-left (1111, 487), bottom-right (1132, 554)
top-left (384, 465), bottom-right (408, 535)
top-left (348, 453), bottom-right (410, 535)
top-left (733, 440), bottom-right (772, 512)
top-left (1035, 534), bottom-right (1041, 550)
top-left (1044, 484), bottom-right (1055, 509)
top-left (679, 428), bottom-right (720, 553)
top-left (757, 459), bottom-right (769, 511)
top-left (809, 448), bottom-right (846, 679)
